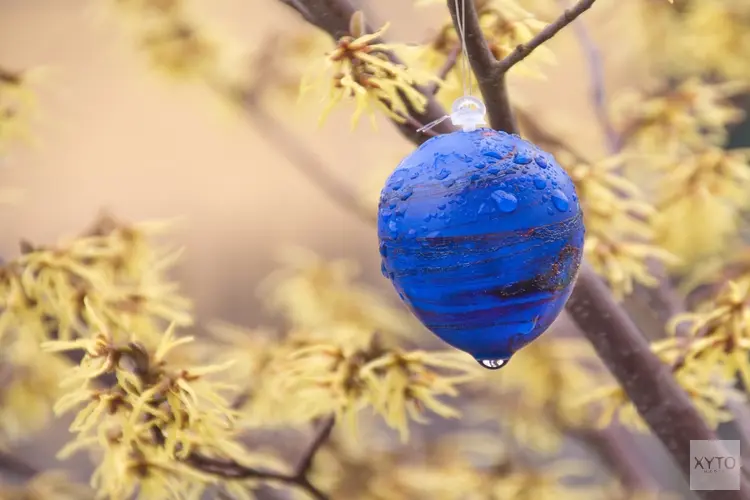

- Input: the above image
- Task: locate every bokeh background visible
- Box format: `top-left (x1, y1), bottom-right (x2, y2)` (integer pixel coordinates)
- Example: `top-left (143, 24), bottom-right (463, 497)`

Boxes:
top-left (1, 0), bottom-right (750, 496)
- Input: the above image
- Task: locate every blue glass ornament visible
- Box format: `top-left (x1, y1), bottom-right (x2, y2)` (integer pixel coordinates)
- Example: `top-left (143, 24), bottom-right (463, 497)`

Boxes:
top-left (378, 97), bottom-right (585, 370)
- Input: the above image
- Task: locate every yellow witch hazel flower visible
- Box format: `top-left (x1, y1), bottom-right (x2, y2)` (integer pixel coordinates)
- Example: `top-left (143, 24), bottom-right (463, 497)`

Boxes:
top-left (0, 67), bottom-right (39, 154)
top-left (557, 151), bottom-right (679, 298)
top-left (2, 214), bottom-right (192, 347)
top-left (110, 0), bottom-right (218, 80)
top-left (655, 146), bottom-right (750, 265)
top-left (643, 0), bottom-right (750, 81)
top-left (471, 335), bottom-right (602, 453)
top-left (300, 11), bottom-right (437, 129)
top-left (613, 78), bottom-right (747, 154)
top-left (666, 278), bottom-right (750, 391)
top-left (41, 303), bottom-right (267, 500)
top-left (271, 335), bottom-right (481, 442)
top-left (260, 247), bottom-right (422, 343)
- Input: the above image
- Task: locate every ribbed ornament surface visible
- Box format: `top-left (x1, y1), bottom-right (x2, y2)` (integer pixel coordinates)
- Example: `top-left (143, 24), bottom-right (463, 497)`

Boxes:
top-left (377, 129), bottom-right (585, 369)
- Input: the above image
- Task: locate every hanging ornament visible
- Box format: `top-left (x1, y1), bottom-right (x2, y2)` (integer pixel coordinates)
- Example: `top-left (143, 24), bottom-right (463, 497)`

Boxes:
top-left (378, 98), bottom-right (584, 370)
top-left (376, 0), bottom-right (584, 370)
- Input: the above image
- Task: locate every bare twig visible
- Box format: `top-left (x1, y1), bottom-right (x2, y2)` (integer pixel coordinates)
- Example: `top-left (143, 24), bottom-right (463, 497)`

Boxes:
top-left (557, 0), bottom-right (620, 152)
top-left (0, 451), bottom-right (37, 480)
top-left (496, 0), bottom-right (597, 74)
top-left (426, 44), bottom-right (461, 96)
top-left (186, 416), bottom-right (335, 500)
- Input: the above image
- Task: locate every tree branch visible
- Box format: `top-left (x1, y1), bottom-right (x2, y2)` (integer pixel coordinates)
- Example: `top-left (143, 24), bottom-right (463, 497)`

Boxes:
top-left (0, 451), bottom-right (37, 480)
top-left (567, 265), bottom-right (750, 499)
top-left (186, 416), bottom-right (335, 500)
top-left (446, 0), bottom-right (516, 133)
top-left (557, 0), bottom-right (619, 152)
top-left (496, 0), bottom-right (597, 74)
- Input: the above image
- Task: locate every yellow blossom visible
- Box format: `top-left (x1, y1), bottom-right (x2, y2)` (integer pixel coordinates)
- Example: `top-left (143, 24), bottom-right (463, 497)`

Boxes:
top-left (655, 147), bottom-right (750, 265)
top-left (0, 67), bottom-right (38, 154)
top-left (300, 17), bottom-right (437, 129)
top-left (555, 151), bottom-right (680, 297)
top-left (270, 337), bottom-right (480, 441)
top-left (470, 335), bottom-right (603, 453)
top-left (613, 78), bottom-right (747, 154)
top-left (259, 248), bottom-right (422, 344)
top-left (641, 0), bottom-right (750, 81)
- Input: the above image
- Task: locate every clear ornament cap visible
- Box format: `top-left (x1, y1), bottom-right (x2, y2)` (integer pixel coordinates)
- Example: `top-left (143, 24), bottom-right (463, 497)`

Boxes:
top-left (416, 95), bottom-right (488, 134)
top-left (450, 96), bottom-right (487, 132)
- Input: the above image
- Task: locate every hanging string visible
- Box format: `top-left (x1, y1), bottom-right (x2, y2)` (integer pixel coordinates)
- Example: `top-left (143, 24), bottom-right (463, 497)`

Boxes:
top-left (454, 0), bottom-right (472, 98)
top-left (418, 0), bottom-right (486, 134)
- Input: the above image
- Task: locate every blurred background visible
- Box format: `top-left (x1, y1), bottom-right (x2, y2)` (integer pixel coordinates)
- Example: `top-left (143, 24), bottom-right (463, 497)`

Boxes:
top-left (1, 0), bottom-right (750, 497)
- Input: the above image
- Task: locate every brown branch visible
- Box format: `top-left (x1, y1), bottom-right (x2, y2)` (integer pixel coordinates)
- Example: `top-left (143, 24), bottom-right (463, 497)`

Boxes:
top-left (567, 265), bottom-right (750, 499)
top-left (0, 451), bottom-right (37, 480)
top-left (558, 0), bottom-right (620, 152)
top-left (426, 44), bottom-right (461, 96)
top-left (496, 0), bottom-right (597, 74)
top-left (186, 416), bottom-right (335, 500)
top-left (446, 0), bottom-right (516, 133)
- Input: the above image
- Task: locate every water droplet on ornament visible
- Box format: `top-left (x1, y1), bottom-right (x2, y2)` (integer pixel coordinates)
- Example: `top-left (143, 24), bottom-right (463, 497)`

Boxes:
top-left (547, 207), bottom-right (555, 215)
top-left (389, 220), bottom-right (398, 232)
top-left (389, 201), bottom-right (397, 209)
top-left (513, 151), bottom-right (532, 164)
top-left (424, 214), bottom-right (433, 222)
top-left (471, 173), bottom-right (480, 181)
top-left (392, 178), bottom-right (404, 190)
top-left (438, 203), bottom-right (446, 210)
top-left (379, 242), bottom-right (387, 257)
top-left (381, 262), bottom-right (388, 277)
top-left (491, 190), bottom-right (518, 213)
top-left (488, 167), bottom-right (500, 175)
top-left (435, 168), bottom-right (450, 180)
top-left (551, 190), bottom-right (569, 212)
top-left (535, 155), bottom-right (550, 169)
top-left (443, 179), bottom-right (456, 187)
top-left (484, 151), bottom-right (503, 160)
top-left (410, 171), bottom-right (419, 179)
top-left (400, 187), bottom-right (414, 200)
top-left (474, 162), bottom-right (486, 169)
top-left (408, 228), bottom-right (416, 236)
top-left (381, 210), bottom-right (392, 219)
top-left (533, 178), bottom-right (546, 189)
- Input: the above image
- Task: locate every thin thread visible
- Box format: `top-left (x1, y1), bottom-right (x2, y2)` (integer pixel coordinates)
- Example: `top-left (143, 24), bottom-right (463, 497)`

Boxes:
top-left (453, 0), bottom-right (471, 98)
